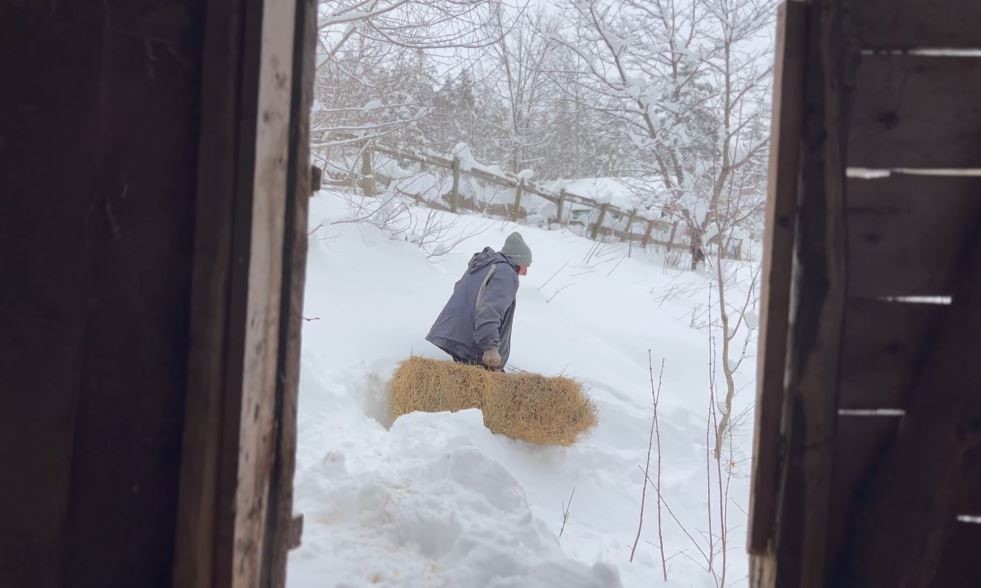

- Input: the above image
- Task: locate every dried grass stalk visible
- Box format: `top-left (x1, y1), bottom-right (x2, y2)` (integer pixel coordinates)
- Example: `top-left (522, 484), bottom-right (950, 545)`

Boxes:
top-left (389, 357), bottom-right (597, 446)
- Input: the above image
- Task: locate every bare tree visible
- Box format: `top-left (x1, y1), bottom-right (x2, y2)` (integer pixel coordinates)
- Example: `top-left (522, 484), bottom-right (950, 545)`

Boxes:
top-left (486, 8), bottom-right (560, 174)
top-left (313, 0), bottom-right (521, 176)
top-left (555, 0), bottom-right (773, 268)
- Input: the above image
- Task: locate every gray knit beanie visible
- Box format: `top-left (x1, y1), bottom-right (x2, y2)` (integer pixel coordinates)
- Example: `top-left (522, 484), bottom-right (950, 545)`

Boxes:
top-left (501, 232), bottom-right (532, 267)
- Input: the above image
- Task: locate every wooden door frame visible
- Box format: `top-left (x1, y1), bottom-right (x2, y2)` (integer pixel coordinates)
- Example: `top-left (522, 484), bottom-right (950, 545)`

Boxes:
top-left (172, 0), bottom-right (315, 586)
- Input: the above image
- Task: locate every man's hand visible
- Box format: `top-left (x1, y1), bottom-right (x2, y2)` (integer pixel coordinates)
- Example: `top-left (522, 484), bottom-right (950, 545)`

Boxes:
top-left (482, 348), bottom-right (502, 369)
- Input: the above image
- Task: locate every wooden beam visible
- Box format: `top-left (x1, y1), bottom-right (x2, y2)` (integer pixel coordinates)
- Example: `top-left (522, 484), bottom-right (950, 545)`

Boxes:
top-left (171, 0), bottom-right (248, 582)
top-left (764, 0), bottom-right (853, 584)
top-left (223, 0), bottom-right (297, 583)
top-left (173, 0), bottom-right (302, 585)
top-left (847, 174), bottom-right (981, 297)
top-left (849, 55), bottom-right (981, 169)
top-left (852, 0), bottom-right (981, 50)
top-left (748, 0), bottom-right (806, 557)
top-left (264, 0), bottom-right (315, 585)
top-left (837, 216), bottom-right (981, 587)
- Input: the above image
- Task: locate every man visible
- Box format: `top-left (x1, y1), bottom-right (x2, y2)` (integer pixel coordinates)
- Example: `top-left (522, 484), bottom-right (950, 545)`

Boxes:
top-left (426, 232), bottom-right (532, 370)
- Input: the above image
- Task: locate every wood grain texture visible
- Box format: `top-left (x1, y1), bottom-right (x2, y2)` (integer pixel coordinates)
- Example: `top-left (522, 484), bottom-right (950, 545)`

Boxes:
top-left (838, 218), bottom-right (981, 586)
top-left (172, 0), bottom-right (251, 584)
top-left (852, 0), bottom-right (981, 50)
top-left (839, 298), bottom-right (944, 409)
top-left (265, 0), bottom-right (316, 584)
top-left (748, 0), bottom-right (806, 556)
top-left (848, 174), bottom-right (981, 297)
top-left (826, 415), bottom-right (901, 583)
top-left (768, 0), bottom-right (854, 584)
top-left (1, 2), bottom-right (201, 586)
top-left (849, 55), bottom-right (981, 168)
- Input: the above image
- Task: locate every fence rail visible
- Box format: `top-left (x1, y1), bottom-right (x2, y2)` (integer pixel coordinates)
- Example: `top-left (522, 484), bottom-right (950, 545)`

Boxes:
top-left (325, 142), bottom-right (745, 260)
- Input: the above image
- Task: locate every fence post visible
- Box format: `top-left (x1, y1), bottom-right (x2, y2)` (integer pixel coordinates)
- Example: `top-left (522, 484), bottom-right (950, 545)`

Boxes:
top-left (590, 203), bottom-right (609, 240)
top-left (623, 209), bottom-right (637, 242)
top-left (359, 145), bottom-right (376, 196)
top-left (511, 179), bottom-right (524, 221)
top-left (666, 220), bottom-right (679, 252)
top-left (557, 189), bottom-right (566, 224)
top-left (450, 156), bottom-right (461, 213)
top-left (641, 220), bottom-right (655, 247)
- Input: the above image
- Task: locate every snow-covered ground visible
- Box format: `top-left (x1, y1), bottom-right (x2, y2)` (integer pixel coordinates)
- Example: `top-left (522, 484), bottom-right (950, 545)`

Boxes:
top-left (288, 191), bottom-right (757, 587)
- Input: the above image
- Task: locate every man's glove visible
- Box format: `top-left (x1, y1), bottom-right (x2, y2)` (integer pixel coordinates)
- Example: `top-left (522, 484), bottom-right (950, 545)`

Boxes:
top-left (482, 348), bottom-right (503, 369)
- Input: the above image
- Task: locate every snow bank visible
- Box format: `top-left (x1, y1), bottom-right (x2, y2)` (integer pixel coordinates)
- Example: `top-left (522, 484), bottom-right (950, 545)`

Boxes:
top-left (291, 409), bottom-right (620, 588)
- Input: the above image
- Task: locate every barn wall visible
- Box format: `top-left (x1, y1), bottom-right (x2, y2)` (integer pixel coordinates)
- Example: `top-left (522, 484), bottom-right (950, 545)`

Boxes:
top-left (0, 3), bottom-right (204, 586)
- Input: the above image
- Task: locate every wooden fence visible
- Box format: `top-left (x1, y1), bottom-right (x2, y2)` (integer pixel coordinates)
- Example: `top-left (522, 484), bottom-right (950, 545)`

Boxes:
top-left (326, 143), bottom-right (745, 260)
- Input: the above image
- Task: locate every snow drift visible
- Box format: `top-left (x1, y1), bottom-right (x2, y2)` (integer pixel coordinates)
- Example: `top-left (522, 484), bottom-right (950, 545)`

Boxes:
top-left (289, 191), bottom-right (756, 588)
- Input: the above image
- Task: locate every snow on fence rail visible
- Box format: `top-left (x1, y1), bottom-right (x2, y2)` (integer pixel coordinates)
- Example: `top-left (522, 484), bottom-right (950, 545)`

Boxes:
top-left (325, 143), bottom-right (745, 260)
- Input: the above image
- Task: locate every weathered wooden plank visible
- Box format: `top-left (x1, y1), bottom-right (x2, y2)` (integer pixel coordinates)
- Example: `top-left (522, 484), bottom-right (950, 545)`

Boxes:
top-left (518, 181), bottom-right (567, 206)
top-left (931, 448), bottom-right (981, 587)
top-left (848, 174), bottom-right (981, 297)
top-left (748, 0), bottom-right (806, 558)
top-left (930, 523), bottom-right (981, 587)
top-left (957, 447), bottom-right (981, 516)
top-left (849, 55), bottom-right (981, 169)
top-left (0, 4), bottom-right (101, 585)
top-left (841, 217), bottom-right (981, 586)
top-left (265, 0), bottom-right (315, 585)
top-left (224, 0), bottom-right (296, 584)
top-left (171, 0), bottom-right (247, 582)
top-left (173, 0), bottom-right (299, 586)
top-left (3, 0), bottom-right (217, 584)
top-left (826, 415), bottom-right (900, 582)
top-left (839, 298), bottom-right (945, 409)
top-left (58, 3), bottom-right (202, 585)
top-left (852, 0), bottom-right (981, 50)
top-left (767, 0), bottom-right (853, 583)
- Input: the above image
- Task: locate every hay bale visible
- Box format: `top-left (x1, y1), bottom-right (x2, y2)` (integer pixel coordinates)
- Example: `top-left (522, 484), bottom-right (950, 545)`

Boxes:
top-left (388, 357), bottom-right (597, 446)
top-left (481, 372), bottom-right (597, 446)
top-left (389, 357), bottom-right (488, 417)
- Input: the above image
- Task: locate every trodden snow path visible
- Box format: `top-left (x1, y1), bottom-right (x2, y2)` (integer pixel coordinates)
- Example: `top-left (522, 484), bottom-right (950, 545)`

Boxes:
top-left (288, 192), bottom-right (755, 587)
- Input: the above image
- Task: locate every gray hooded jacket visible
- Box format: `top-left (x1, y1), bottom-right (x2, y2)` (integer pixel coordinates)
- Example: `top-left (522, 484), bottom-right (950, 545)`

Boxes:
top-left (426, 248), bottom-right (519, 367)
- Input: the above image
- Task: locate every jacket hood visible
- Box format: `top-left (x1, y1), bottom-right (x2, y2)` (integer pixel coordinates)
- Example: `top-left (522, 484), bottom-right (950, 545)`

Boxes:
top-left (468, 247), bottom-right (511, 274)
